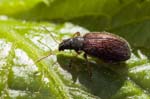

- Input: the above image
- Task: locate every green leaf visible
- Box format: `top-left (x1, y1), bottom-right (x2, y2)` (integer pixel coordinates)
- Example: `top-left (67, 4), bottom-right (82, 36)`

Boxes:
top-left (0, 0), bottom-right (150, 99)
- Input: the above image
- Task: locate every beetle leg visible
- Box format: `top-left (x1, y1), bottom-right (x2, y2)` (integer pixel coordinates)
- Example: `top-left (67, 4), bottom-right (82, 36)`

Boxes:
top-left (68, 50), bottom-right (73, 68)
top-left (83, 53), bottom-right (92, 78)
top-left (72, 32), bottom-right (81, 37)
top-left (69, 50), bottom-right (81, 68)
top-left (69, 59), bottom-right (73, 68)
top-left (75, 50), bottom-right (82, 54)
top-left (68, 50), bottom-right (78, 68)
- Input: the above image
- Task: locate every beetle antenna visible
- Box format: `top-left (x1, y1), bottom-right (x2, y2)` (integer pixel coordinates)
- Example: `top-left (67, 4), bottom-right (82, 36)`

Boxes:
top-left (35, 26), bottom-right (60, 63)
top-left (41, 26), bottom-right (60, 44)
top-left (35, 52), bottom-right (53, 63)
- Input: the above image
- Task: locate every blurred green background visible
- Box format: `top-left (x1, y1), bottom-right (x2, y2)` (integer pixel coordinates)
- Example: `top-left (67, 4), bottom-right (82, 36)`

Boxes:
top-left (0, 0), bottom-right (150, 99)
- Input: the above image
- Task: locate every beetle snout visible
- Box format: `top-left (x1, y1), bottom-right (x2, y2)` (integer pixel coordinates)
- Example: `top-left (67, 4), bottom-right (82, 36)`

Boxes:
top-left (58, 42), bottom-right (65, 51)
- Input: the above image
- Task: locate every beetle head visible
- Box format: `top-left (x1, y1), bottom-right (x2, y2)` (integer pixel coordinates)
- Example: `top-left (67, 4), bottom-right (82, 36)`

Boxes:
top-left (59, 38), bottom-right (73, 51)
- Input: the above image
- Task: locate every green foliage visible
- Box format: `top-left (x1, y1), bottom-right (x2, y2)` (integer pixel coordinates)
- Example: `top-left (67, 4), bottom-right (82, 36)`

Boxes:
top-left (0, 0), bottom-right (150, 99)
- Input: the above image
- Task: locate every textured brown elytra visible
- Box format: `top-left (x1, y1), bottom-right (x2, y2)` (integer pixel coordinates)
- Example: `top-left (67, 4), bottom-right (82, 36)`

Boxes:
top-left (59, 32), bottom-right (131, 62)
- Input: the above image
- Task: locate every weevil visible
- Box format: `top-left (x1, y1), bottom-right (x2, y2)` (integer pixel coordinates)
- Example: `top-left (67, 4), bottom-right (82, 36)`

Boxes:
top-left (58, 32), bottom-right (131, 77)
top-left (59, 32), bottom-right (131, 62)
top-left (36, 30), bottom-right (131, 78)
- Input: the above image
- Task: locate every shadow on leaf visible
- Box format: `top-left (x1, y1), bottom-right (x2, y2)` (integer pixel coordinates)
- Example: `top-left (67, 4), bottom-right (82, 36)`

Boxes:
top-left (57, 54), bottom-right (128, 99)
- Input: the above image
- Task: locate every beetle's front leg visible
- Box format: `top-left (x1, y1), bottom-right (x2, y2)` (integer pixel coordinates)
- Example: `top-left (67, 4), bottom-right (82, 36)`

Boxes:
top-left (72, 32), bottom-right (80, 37)
top-left (83, 53), bottom-right (92, 79)
top-left (75, 50), bottom-right (82, 54)
top-left (68, 50), bottom-right (81, 68)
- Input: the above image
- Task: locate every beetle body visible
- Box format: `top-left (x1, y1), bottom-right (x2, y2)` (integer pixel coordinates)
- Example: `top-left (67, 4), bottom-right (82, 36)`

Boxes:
top-left (59, 32), bottom-right (131, 62)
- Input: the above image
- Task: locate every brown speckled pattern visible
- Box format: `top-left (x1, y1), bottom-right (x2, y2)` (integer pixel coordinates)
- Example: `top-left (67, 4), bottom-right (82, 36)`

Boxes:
top-left (83, 32), bottom-right (131, 62)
